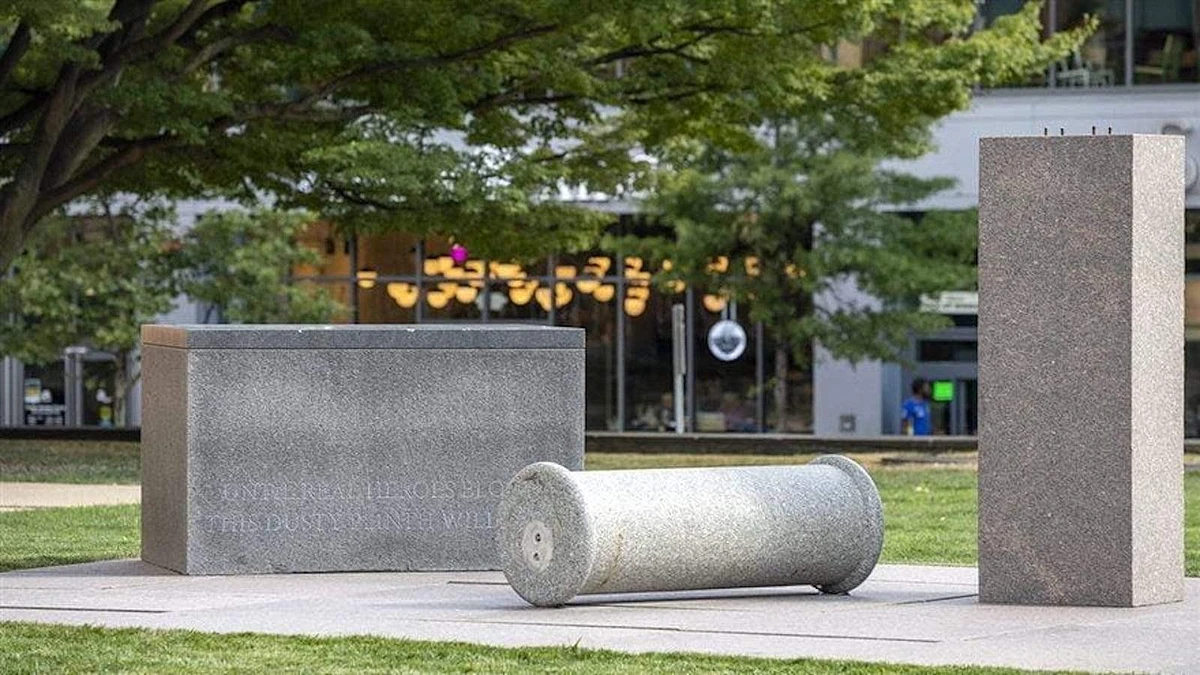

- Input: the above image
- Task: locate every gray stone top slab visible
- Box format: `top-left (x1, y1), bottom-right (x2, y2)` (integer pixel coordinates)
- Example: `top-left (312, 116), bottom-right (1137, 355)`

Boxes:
top-left (980, 132), bottom-right (1173, 143)
top-left (142, 324), bottom-right (584, 350)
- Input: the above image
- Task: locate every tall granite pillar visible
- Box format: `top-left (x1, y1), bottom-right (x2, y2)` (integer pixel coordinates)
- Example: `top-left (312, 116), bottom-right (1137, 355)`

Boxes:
top-left (978, 134), bottom-right (1185, 606)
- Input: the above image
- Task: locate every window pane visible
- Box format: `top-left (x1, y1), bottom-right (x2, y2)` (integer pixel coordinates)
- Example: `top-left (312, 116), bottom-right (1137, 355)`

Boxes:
top-left (357, 232), bottom-right (418, 276)
top-left (556, 286), bottom-right (620, 430)
top-left (22, 361), bottom-right (66, 426)
top-left (624, 286), bottom-right (679, 431)
top-left (295, 221), bottom-right (351, 277)
top-left (1132, 0), bottom-right (1197, 84)
top-left (761, 335), bottom-right (813, 433)
top-left (488, 281), bottom-right (551, 322)
top-left (1188, 342), bottom-right (1200, 437)
top-left (357, 281), bottom-right (417, 324)
top-left (918, 340), bottom-right (979, 363)
top-left (1057, 0), bottom-right (1125, 87)
top-left (693, 300), bottom-right (760, 432)
top-left (82, 356), bottom-right (118, 427)
top-left (420, 281), bottom-right (483, 321)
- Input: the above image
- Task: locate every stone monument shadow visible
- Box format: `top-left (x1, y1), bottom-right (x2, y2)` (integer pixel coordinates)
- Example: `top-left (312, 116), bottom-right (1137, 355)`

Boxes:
top-left (4, 559), bottom-right (178, 578)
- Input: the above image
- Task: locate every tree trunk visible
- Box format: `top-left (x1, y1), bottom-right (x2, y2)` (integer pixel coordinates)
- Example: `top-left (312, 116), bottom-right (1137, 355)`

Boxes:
top-left (0, 211), bottom-right (30, 274)
top-left (774, 344), bottom-right (788, 432)
top-left (0, 64), bottom-right (83, 272)
top-left (113, 351), bottom-right (128, 428)
top-left (0, 0), bottom-right (169, 273)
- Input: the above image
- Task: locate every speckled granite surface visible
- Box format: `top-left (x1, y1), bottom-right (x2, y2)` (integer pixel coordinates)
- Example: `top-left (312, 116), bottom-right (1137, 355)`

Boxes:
top-left (497, 456), bottom-right (884, 606)
top-left (140, 324), bottom-right (584, 574)
top-left (977, 135), bottom-right (1184, 606)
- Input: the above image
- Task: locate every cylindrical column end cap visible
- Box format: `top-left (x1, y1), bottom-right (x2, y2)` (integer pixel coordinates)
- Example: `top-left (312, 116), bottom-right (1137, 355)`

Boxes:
top-left (808, 455), bottom-right (885, 594)
top-left (497, 462), bottom-right (595, 607)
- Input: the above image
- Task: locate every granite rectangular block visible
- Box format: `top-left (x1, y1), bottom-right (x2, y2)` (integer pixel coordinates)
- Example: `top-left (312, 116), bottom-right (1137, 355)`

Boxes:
top-left (141, 324), bottom-right (584, 575)
top-left (977, 135), bottom-right (1185, 606)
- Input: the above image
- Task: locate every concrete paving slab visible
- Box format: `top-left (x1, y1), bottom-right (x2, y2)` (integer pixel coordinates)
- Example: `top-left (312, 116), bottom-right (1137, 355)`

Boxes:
top-left (0, 483), bottom-right (139, 509)
top-left (1, 561), bottom-right (1196, 673)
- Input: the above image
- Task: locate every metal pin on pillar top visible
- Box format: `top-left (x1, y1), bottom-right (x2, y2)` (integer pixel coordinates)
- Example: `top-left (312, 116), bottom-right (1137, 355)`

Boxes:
top-left (497, 455), bottom-right (884, 607)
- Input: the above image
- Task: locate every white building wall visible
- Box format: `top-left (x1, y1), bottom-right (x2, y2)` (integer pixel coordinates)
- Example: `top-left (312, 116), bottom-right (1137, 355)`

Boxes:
top-left (893, 87), bottom-right (1200, 209)
top-left (813, 349), bottom-right (884, 435)
top-left (813, 85), bottom-right (1200, 436)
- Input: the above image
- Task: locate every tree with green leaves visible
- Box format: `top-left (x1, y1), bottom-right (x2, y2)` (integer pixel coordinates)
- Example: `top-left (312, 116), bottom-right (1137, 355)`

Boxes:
top-left (629, 122), bottom-right (979, 429)
top-left (621, 0), bottom-right (1090, 430)
top-left (180, 209), bottom-right (343, 324)
top-left (0, 201), bottom-right (179, 424)
top-left (0, 203), bottom-right (341, 424)
top-left (1, 0), bottom-right (1082, 272)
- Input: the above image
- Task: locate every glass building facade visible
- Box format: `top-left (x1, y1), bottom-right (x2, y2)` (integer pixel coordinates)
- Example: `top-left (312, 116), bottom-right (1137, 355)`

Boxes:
top-left (982, 0), bottom-right (1200, 87)
top-left (292, 218), bottom-right (813, 433)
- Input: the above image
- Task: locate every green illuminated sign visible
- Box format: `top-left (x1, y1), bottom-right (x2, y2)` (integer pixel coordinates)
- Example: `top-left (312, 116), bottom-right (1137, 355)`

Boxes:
top-left (932, 380), bottom-right (955, 402)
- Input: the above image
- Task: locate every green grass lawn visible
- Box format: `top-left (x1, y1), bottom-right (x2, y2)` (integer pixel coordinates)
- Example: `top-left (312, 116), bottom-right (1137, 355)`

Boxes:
top-left (2, 457), bottom-right (1196, 575)
top-left (0, 622), bottom-right (1074, 675)
top-left (0, 504), bottom-right (139, 572)
top-left (0, 447), bottom-right (1188, 675)
top-left (0, 439), bottom-right (140, 483)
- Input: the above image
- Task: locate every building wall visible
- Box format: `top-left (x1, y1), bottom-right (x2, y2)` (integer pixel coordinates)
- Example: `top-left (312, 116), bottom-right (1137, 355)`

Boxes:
top-left (895, 87), bottom-right (1200, 210)
top-left (812, 85), bottom-right (1200, 436)
top-left (813, 349), bottom-right (883, 435)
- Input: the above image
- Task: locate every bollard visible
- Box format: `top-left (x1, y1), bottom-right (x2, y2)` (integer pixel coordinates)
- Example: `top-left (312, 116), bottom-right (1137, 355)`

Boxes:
top-left (497, 455), bottom-right (883, 607)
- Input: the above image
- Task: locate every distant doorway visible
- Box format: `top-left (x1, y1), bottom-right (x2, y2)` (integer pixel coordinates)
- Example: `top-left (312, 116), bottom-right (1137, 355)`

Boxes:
top-left (928, 378), bottom-right (977, 436)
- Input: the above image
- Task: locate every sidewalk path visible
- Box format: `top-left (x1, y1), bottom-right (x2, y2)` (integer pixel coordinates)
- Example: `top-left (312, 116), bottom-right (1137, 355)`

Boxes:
top-left (0, 483), bottom-right (140, 511)
top-left (2, 562), bottom-right (1197, 673)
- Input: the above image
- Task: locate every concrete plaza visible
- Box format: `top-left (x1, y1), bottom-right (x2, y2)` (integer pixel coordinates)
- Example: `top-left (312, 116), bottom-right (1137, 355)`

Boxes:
top-left (2, 561), bottom-right (1196, 673)
top-left (0, 482), bottom-right (139, 511)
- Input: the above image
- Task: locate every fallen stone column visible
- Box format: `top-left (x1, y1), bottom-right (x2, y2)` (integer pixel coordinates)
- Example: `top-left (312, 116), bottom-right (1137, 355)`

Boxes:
top-left (497, 455), bottom-right (883, 606)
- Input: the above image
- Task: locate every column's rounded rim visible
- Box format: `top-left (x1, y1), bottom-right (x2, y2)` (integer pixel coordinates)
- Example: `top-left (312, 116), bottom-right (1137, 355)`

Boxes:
top-left (497, 461), bottom-right (596, 607)
top-left (808, 454), bottom-right (885, 594)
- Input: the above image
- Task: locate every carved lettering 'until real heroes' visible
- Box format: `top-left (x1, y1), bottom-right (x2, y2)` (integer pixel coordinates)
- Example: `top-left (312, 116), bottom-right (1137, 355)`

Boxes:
top-left (199, 478), bottom-right (506, 536)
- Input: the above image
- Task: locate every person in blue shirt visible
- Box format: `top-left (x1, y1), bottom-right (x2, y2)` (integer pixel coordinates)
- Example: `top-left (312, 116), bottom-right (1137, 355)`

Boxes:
top-left (901, 378), bottom-right (932, 436)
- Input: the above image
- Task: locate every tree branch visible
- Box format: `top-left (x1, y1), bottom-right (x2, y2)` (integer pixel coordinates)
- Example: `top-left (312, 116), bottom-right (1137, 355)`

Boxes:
top-left (107, 0), bottom-right (211, 65)
top-left (237, 102), bottom-right (376, 123)
top-left (328, 184), bottom-right (398, 211)
top-left (77, 0), bottom-right (253, 99)
top-left (587, 31), bottom-right (715, 67)
top-left (298, 22), bottom-right (560, 105)
top-left (41, 105), bottom-right (117, 191)
top-left (0, 94), bottom-right (44, 135)
top-left (178, 24), bottom-right (292, 77)
top-left (624, 84), bottom-right (720, 105)
top-left (177, 0), bottom-right (256, 48)
top-left (467, 89), bottom-right (582, 113)
top-left (29, 133), bottom-right (177, 226)
top-left (93, 0), bottom-right (153, 57)
top-left (0, 22), bottom-right (31, 88)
